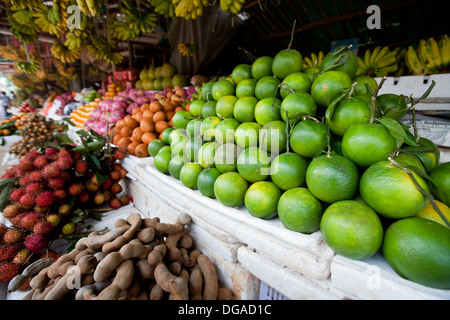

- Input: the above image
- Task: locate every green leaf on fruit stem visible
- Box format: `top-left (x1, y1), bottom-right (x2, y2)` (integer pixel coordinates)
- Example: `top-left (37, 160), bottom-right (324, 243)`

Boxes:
top-left (95, 171), bottom-right (108, 185)
top-left (377, 117), bottom-right (407, 148)
top-left (55, 133), bottom-right (74, 145)
top-left (0, 177), bottom-right (18, 188)
top-left (0, 183), bottom-right (14, 212)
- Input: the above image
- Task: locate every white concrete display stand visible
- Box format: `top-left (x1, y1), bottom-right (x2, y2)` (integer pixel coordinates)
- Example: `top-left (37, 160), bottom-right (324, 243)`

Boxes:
top-left (121, 158), bottom-right (450, 300)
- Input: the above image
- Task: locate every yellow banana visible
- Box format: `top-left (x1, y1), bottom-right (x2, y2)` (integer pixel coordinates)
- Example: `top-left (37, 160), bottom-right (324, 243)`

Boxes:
top-left (375, 63), bottom-right (398, 77)
top-left (439, 34), bottom-right (450, 67)
top-left (364, 49), bottom-right (371, 67)
top-left (405, 46), bottom-right (427, 75)
top-left (304, 57), bottom-right (313, 69)
top-left (373, 46), bottom-right (389, 65)
top-left (369, 46), bottom-right (382, 66)
top-left (428, 37), bottom-right (442, 69)
top-left (417, 39), bottom-right (434, 70)
top-left (76, 0), bottom-right (90, 15)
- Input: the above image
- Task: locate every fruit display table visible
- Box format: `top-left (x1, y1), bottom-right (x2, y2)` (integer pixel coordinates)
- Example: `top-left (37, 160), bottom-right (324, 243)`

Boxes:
top-left (120, 156), bottom-right (450, 300)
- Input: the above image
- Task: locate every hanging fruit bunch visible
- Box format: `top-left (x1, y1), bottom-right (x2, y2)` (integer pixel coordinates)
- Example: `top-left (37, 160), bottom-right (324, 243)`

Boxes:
top-left (172, 0), bottom-right (209, 19)
top-left (405, 35), bottom-right (450, 75)
top-left (356, 46), bottom-right (402, 77)
top-left (220, 0), bottom-right (246, 15)
top-left (151, 0), bottom-right (176, 19)
top-left (0, 130), bottom-right (130, 285)
top-left (178, 41), bottom-right (198, 57)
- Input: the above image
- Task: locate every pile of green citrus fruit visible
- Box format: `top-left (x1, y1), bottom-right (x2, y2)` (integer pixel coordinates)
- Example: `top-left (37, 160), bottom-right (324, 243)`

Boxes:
top-left (147, 45), bottom-right (450, 290)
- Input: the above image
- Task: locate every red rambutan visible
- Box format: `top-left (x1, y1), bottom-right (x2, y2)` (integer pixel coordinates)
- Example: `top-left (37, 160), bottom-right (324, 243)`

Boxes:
top-left (68, 182), bottom-right (83, 196)
top-left (45, 147), bottom-right (59, 159)
top-left (48, 178), bottom-right (65, 190)
top-left (58, 149), bottom-right (71, 158)
top-left (0, 262), bottom-right (20, 282)
top-left (101, 178), bottom-right (113, 190)
top-left (2, 204), bottom-right (21, 219)
top-left (110, 183), bottom-right (123, 194)
top-left (33, 155), bottom-right (49, 169)
top-left (0, 244), bottom-right (20, 261)
top-left (3, 229), bottom-right (23, 243)
top-left (35, 191), bottom-right (55, 208)
top-left (18, 158), bottom-right (34, 172)
top-left (18, 176), bottom-right (29, 187)
top-left (28, 170), bottom-right (44, 183)
top-left (25, 182), bottom-right (42, 194)
top-left (19, 193), bottom-right (35, 209)
top-left (19, 212), bottom-right (43, 229)
top-left (42, 163), bottom-right (62, 179)
top-left (56, 156), bottom-right (73, 171)
top-left (1, 172), bottom-right (15, 179)
top-left (53, 189), bottom-right (67, 201)
top-left (24, 233), bottom-right (49, 254)
top-left (78, 191), bottom-right (90, 203)
top-left (33, 221), bottom-right (54, 234)
top-left (25, 150), bottom-right (41, 161)
top-left (75, 160), bottom-right (88, 174)
top-left (9, 188), bottom-right (25, 202)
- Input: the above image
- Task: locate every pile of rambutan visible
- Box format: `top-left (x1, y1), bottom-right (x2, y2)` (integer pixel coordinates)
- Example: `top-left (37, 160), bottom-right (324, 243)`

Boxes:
top-left (0, 144), bottom-right (129, 285)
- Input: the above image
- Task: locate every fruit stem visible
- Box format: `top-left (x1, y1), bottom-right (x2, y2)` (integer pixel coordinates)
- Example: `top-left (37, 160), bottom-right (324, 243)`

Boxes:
top-left (388, 157), bottom-right (450, 228)
top-left (286, 20), bottom-right (296, 52)
top-left (326, 127), bottom-right (332, 157)
top-left (370, 76), bottom-right (387, 123)
top-left (348, 81), bottom-right (358, 97)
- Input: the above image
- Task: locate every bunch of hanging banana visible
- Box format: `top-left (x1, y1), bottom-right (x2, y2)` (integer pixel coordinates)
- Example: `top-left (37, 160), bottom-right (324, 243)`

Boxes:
top-left (220, 0), bottom-right (246, 15)
top-left (51, 38), bottom-right (81, 64)
top-left (54, 0), bottom-right (69, 29)
top-left (150, 0), bottom-right (175, 19)
top-left (64, 31), bottom-right (86, 50)
top-left (54, 59), bottom-right (78, 80)
top-left (32, 6), bottom-right (62, 36)
top-left (405, 35), bottom-right (450, 75)
top-left (76, 0), bottom-right (102, 17)
top-left (2, 0), bottom-right (44, 10)
top-left (86, 37), bottom-right (124, 65)
top-left (15, 60), bottom-right (41, 74)
top-left (173, 0), bottom-right (209, 20)
top-left (7, 7), bottom-right (39, 43)
top-left (303, 51), bottom-right (324, 70)
top-left (0, 45), bottom-right (26, 61)
top-left (109, 18), bottom-right (140, 41)
top-left (356, 46), bottom-right (400, 77)
top-left (9, 73), bottom-right (35, 89)
top-left (178, 42), bottom-right (198, 57)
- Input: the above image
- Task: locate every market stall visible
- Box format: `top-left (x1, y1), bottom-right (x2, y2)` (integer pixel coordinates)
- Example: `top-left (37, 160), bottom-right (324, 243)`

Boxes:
top-left (0, 0), bottom-right (449, 302)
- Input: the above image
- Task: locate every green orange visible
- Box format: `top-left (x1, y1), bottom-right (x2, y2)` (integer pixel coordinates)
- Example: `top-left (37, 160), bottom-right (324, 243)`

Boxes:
top-left (211, 79), bottom-right (235, 101)
top-left (325, 97), bottom-right (371, 136)
top-left (353, 76), bottom-right (378, 96)
top-left (172, 110), bottom-right (193, 129)
top-left (341, 123), bottom-right (396, 168)
top-left (311, 71), bottom-right (352, 108)
top-left (254, 76), bottom-right (281, 100)
top-left (198, 141), bottom-right (220, 168)
top-left (200, 116), bottom-right (221, 142)
top-left (168, 155), bottom-right (185, 179)
top-left (254, 97), bottom-right (282, 126)
top-left (214, 118), bottom-right (240, 145)
top-left (277, 187), bottom-right (323, 234)
top-left (429, 162), bottom-right (450, 206)
top-left (270, 152), bottom-right (308, 191)
top-left (359, 160), bottom-right (430, 219)
top-left (306, 154), bottom-right (360, 203)
top-left (234, 122), bottom-right (261, 149)
top-left (201, 81), bottom-right (215, 101)
top-left (183, 137), bottom-right (203, 163)
top-left (161, 127), bottom-right (174, 144)
top-left (186, 118), bottom-right (203, 139)
top-left (189, 99), bottom-right (206, 117)
top-left (383, 217), bottom-right (450, 289)
top-left (259, 120), bottom-right (287, 154)
top-left (231, 64), bottom-right (252, 85)
top-left (153, 148), bottom-right (172, 174)
top-left (289, 119), bottom-right (328, 158)
top-left (401, 137), bottom-right (439, 173)
top-left (244, 181), bottom-right (282, 219)
top-left (376, 93), bottom-right (408, 121)
top-left (416, 200), bottom-right (450, 229)
top-left (236, 78), bottom-right (257, 98)
top-left (214, 172), bottom-right (249, 207)
top-left (202, 100), bottom-right (217, 118)
top-left (272, 48), bottom-right (303, 80)
top-left (215, 95), bottom-right (238, 119)
top-left (251, 56), bottom-right (274, 80)
top-left (280, 92), bottom-right (317, 123)
top-left (214, 143), bottom-right (242, 173)
top-left (148, 138), bottom-right (168, 157)
top-left (233, 96), bottom-right (258, 123)
top-left (197, 168), bottom-right (222, 199)
top-left (320, 50), bottom-right (358, 79)
top-left (320, 200), bottom-right (383, 260)
top-left (237, 147), bottom-right (271, 183)
top-left (180, 162), bottom-right (203, 189)
top-left (279, 72), bottom-right (312, 99)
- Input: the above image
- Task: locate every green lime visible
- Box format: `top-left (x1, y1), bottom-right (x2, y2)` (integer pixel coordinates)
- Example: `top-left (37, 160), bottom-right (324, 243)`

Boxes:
top-left (320, 200), bottom-right (383, 260)
top-left (172, 110), bottom-right (193, 129)
top-left (161, 128), bottom-right (174, 144)
top-left (202, 100), bottom-right (217, 118)
top-left (169, 128), bottom-right (187, 145)
top-left (259, 120), bottom-right (287, 154)
top-left (168, 155), bottom-right (185, 179)
top-left (148, 139), bottom-right (168, 157)
top-left (201, 81), bottom-right (215, 101)
top-left (231, 64), bottom-right (252, 85)
top-left (237, 147), bottom-right (271, 183)
top-left (244, 181), bottom-right (282, 219)
top-left (200, 116), bottom-right (221, 142)
top-left (270, 152), bottom-right (308, 191)
top-left (189, 99), bottom-right (206, 117)
top-left (154, 149), bottom-right (172, 174)
top-left (277, 187), bottom-right (323, 234)
top-left (353, 76), bottom-right (378, 96)
top-left (383, 217), bottom-right (450, 289)
top-left (212, 79), bottom-right (235, 101)
top-left (215, 95), bottom-right (238, 119)
top-left (325, 97), bottom-right (371, 136)
top-left (306, 154), bottom-right (360, 203)
top-left (251, 56), bottom-right (274, 80)
top-left (311, 71), bottom-right (352, 108)
top-left (180, 162), bottom-right (203, 189)
top-left (197, 167), bottom-right (222, 198)
top-left (254, 97), bottom-right (282, 126)
top-left (233, 96), bottom-right (258, 123)
top-left (186, 118), bottom-right (203, 139)
top-left (429, 162), bottom-right (450, 206)
top-left (198, 141), bottom-right (220, 168)
top-left (214, 118), bottom-right (240, 145)
top-left (183, 137), bottom-right (203, 163)
top-left (214, 172), bottom-right (249, 207)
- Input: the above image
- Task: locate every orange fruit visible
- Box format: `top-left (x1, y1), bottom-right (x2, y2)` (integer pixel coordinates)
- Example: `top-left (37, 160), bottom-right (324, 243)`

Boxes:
top-left (124, 115), bottom-right (139, 129)
top-left (214, 172), bottom-right (249, 207)
top-left (272, 48), bottom-right (303, 80)
top-left (113, 134), bottom-right (122, 145)
top-left (131, 127), bottom-right (144, 142)
top-left (360, 160), bottom-right (430, 219)
top-left (155, 120), bottom-right (170, 133)
top-left (140, 118), bottom-right (155, 133)
top-left (321, 200), bottom-right (383, 260)
top-left (142, 109), bottom-right (155, 119)
top-left (162, 99), bottom-right (176, 112)
top-left (278, 187), bottom-right (323, 234)
top-left (306, 154), bottom-right (360, 203)
top-left (231, 64), bottom-right (252, 85)
top-left (140, 103), bottom-right (150, 112)
top-left (311, 71), bottom-right (352, 108)
top-left (251, 56), bottom-right (274, 80)
top-left (341, 123), bottom-right (396, 168)
top-left (127, 141), bottom-right (140, 155)
top-left (135, 143), bottom-right (149, 158)
top-left (383, 217), bottom-right (450, 289)
top-left (166, 111), bottom-right (175, 121)
top-left (244, 181), bottom-right (282, 219)
top-left (150, 100), bottom-right (163, 112)
top-left (117, 136), bottom-right (132, 150)
top-left (132, 110), bottom-right (143, 123)
top-left (120, 126), bottom-right (133, 138)
top-left (141, 132), bottom-right (157, 145)
top-left (153, 110), bottom-right (166, 123)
